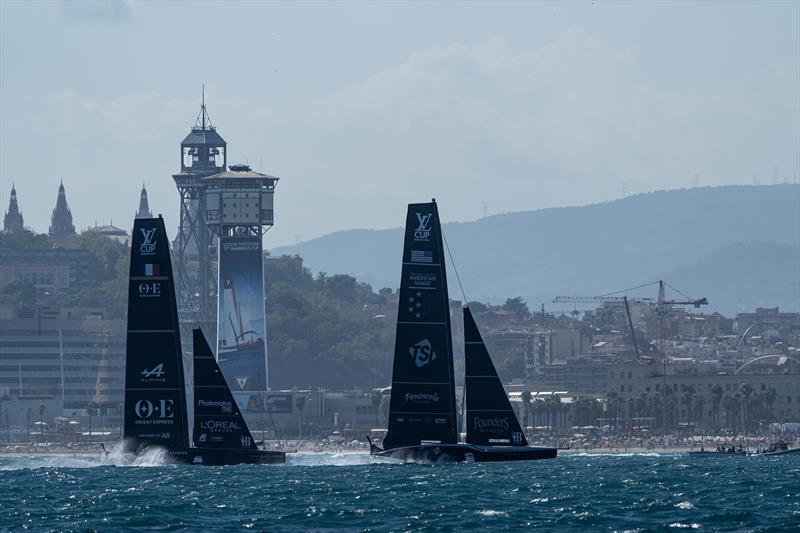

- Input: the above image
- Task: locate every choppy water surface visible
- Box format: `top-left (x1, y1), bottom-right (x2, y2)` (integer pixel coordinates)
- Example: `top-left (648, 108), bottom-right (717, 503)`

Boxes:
top-left (1, 452), bottom-right (798, 531)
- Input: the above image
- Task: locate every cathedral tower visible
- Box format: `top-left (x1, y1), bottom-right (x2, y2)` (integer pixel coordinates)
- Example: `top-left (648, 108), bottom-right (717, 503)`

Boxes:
top-left (135, 183), bottom-right (153, 219)
top-left (3, 184), bottom-right (25, 233)
top-left (49, 181), bottom-right (76, 240)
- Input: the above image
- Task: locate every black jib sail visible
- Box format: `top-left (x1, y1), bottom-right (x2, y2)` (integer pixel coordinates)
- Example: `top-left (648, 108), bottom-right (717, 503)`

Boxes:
top-left (192, 328), bottom-right (257, 450)
top-left (382, 201), bottom-right (458, 450)
top-left (123, 217), bottom-right (189, 453)
top-left (464, 306), bottom-right (528, 446)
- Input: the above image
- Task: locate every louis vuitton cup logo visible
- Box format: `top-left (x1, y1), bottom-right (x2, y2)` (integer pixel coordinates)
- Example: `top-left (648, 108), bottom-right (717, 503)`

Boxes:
top-left (139, 228), bottom-right (157, 255)
top-left (409, 338), bottom-right (437, 368)
top-left (413, 212), bottom-right (432, 241)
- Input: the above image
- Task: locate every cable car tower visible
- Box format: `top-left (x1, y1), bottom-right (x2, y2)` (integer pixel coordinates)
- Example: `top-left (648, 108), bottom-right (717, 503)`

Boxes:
top-left (204, 164), bottom-right (278, 416)
top-left (172, 89), bottom-right (226, 337)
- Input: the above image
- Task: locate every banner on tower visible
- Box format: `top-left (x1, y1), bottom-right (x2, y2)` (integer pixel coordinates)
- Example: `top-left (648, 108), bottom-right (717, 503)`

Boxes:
top-left (217, 235), bottom-right (268, 412)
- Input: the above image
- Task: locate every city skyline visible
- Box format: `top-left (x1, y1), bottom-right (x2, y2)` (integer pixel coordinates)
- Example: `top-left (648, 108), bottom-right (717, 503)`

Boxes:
top-left (1, 1), bottom-right (798, 247)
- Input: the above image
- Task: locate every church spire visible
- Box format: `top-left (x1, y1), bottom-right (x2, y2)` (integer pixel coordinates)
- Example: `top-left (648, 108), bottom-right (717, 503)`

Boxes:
top-left (135, 182), bottom-right (153, 219)
top-left (49, 180), bottom-right (76, 240)
top-left (3, 183), bottom-right (25, 234)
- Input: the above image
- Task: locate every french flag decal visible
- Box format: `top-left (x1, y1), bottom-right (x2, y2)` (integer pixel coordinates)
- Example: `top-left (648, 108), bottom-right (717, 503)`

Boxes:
top-left (141, 263), bottom-right (160, 276)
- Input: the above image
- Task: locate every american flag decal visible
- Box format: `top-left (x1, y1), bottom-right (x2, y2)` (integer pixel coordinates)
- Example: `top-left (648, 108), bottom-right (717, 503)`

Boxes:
top-left (410, 250), bottom-right (433, 263)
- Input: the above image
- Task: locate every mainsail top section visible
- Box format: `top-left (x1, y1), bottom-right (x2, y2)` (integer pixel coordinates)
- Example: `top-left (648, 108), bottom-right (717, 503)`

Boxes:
top-left (464, 306), bottom-right (527, 446)
top-left (123, 217), bottom-right (189, 452)
top-left (382, 201), bottom-right (458, 450)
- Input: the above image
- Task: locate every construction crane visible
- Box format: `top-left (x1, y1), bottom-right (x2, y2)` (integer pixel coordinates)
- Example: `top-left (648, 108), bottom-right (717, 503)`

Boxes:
top-left (654, 280), bottom-right (708, 308)
top-left (554, 280), bottom-right (708, 358)
top-left (555, 280), bottom-right (708, 434)
top-left (554, 295), bottom-right (645, 359)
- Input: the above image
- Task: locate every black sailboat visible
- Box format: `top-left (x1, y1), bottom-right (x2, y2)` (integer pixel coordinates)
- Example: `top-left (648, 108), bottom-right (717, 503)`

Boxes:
top-left (123, 216), bottom-right (284, 465)
top-left (369, 201), bottom-right (557, 463)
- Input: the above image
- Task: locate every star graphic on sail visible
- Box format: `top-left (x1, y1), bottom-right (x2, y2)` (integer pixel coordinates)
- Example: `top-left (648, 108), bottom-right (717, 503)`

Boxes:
top-left (407, 291), bottom-right (424, 319)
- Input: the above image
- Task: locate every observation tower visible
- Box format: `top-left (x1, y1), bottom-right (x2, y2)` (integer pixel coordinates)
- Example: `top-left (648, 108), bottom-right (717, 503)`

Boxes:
top-left (204, 163), bottom-right (278, 414)
top-left (172, 91), bottom-right (226, 338)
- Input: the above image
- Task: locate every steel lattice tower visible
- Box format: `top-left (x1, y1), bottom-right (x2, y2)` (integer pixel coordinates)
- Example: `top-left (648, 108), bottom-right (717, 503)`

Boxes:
top-left (172, 91), bottom-right (226, 338)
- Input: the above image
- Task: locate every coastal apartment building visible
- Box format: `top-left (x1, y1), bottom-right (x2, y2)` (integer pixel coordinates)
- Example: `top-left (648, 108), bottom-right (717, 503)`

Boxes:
top-left (0, 248), bottom-right (93, 293)
top-left (736, 307), bottom-right (800, 344)
top-left (0, 304), bottom-right (125, 429)
top-left (607, 363), bottom-right (800, 425)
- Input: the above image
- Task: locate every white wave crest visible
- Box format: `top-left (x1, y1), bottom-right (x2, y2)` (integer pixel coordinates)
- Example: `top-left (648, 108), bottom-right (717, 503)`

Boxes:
top-left (102, 442), bottom-right (169, 467)
top-left (0, 453), bottom-right (102, 471)
top-left (287, 451), bottom-right (399, 466)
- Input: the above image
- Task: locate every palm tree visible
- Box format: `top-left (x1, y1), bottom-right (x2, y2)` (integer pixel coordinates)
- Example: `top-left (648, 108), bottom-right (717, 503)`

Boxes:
top-left (647, 393), bottom-right (662, 429)
top-left (681, 386), bottom-right (696, 425)
top-left (86, 401), bottom-right (96, 438)
top-left (379, 395), bottom-right (391, 425)
top-left (521, 391), bottom-right (532, 431)
top-left (606, 391), bottom-right (620, 429)
top-left (38, 404), bottom-right (45, 441)
top-left (711, 386), bottom-right (724, 431)
top-left (634, 393), bottom-right (647, 423)
top-left (663, 387), bottom-right (678, 431)
top-left (543, 396), bottom-right (563, 430)
top-left (692, 395), bottom-right (706, 430)
top-left (295, 392), bottom-right (308, 440)
top-left (740, 384), bottom-right (754, 433)
top-left (370, 390), bottom-right (383, 427)
top-left (764, 388), bottom-right (777, 424)
top-left (722, 394), bottom-right (740, 431)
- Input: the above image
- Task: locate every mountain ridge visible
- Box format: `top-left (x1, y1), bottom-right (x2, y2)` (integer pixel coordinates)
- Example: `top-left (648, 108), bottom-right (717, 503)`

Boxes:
top-left (271, 184), bottom-right (800, 315)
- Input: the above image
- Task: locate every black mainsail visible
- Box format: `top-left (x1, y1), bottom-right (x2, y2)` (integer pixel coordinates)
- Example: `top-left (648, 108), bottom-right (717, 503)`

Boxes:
top-left (464, 306), bottom-right (528, 446)
top-left (192, 328), bottom-right (258, 451)
top-left (382, 200), bottom-right (458, 450)
top-left (123, 217), bottom-right (189, 453)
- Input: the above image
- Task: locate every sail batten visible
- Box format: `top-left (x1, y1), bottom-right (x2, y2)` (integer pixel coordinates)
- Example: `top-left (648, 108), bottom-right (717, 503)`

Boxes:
top-left (464, 306), bottom-right (528, 446)
top-left (382, 201), bottom-right (458, 450)
top-left (123, 217), bottom-right (189, 453)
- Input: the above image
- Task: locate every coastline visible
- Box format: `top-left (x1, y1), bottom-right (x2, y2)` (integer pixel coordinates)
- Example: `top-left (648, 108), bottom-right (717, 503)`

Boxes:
top-left (0, 446), bottom-right (701, 457)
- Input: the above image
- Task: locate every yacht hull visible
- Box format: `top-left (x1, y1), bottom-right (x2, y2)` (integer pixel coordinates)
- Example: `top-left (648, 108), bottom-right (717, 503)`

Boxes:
top-left (373, 443), bottom-right (557, 463)
top-left (761, 447), bottom-right (800, 456)
top-left (164, 448), bottom-right (286, 465)
top-left (688, 451), bottom-right (747, 456)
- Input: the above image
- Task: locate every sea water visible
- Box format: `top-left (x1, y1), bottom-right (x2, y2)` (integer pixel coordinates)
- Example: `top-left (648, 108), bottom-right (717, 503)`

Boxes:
top-left (1, 452), bottom-right (798, 531)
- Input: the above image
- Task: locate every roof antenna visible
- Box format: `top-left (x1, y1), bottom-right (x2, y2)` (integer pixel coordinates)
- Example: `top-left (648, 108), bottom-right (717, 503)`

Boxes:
top-left (201, 84), bottom-right (206, 131)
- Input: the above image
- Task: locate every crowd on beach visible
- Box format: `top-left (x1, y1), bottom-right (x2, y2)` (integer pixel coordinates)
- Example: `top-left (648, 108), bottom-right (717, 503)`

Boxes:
top-left (545, 432), bottom-right (800, 453)
top-left (1, 431), bottom-right (797, 456)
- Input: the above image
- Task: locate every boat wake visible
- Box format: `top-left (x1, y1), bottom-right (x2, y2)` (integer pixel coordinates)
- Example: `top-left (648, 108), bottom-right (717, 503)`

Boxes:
top-left (287, 452), bottom-right (400, 466)
top-left (101, 442), bottom-right (170, 467)
top-left (565, 452), bottom-right (665, 458)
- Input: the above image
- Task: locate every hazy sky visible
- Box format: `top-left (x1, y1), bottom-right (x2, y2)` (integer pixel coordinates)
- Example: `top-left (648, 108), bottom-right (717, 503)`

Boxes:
top-left (1, 1), bottom-right (798, 247)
